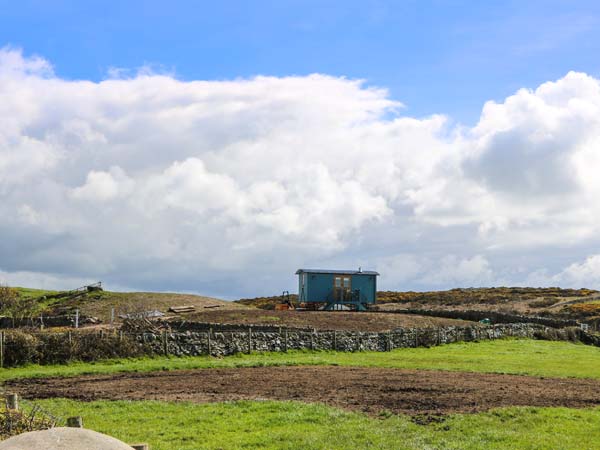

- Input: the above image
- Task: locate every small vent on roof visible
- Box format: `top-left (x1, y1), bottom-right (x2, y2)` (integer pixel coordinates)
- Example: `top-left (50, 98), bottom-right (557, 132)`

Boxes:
top-left (358, 266), bottom-right (362, 273)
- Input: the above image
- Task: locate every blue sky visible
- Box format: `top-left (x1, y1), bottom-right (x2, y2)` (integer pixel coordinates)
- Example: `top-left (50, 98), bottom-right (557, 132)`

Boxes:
top-left (2, 1), bottom-right (600, 297)
top-left (2, 0), bottom-right (599, 124)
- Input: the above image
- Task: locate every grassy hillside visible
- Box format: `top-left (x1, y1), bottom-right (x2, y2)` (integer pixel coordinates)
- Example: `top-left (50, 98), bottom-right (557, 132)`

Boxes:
top-left (376, 287), bottom-right (597, 304)
top-left (11, 287), bottom-right (247, 322)
top-left (49, 290), bottom-right (248, 322)
top-left (237, 287), bottom-right (600, 322)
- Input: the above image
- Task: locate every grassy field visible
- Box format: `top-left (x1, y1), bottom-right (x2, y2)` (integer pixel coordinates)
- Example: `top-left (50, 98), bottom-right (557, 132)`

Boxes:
top-left (38, 399), bottom-right (600, 450)
top-left (2, 339), bottom-right (600, 381)
top-left (7, 339), bottom-right (600, 449)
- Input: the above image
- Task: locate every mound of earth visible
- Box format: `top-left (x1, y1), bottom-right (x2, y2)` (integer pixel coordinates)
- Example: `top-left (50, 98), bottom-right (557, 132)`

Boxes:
top-left (0, 427), bottom-right (134, 450)
top-left (49, 290), bottom-right (249, 323)
top-left (11, 366), bottom-right (600, 416)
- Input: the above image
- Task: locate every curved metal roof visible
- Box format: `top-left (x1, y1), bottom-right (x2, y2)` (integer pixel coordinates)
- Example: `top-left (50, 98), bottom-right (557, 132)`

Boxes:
top-left (295, 268), bottom-right (379, 276)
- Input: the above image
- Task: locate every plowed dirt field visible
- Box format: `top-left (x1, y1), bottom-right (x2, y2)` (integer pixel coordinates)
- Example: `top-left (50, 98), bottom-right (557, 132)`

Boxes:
top-left (10, 366), bottom-right (600, 416)
top-left (184, 310), bottom-right (475, 331)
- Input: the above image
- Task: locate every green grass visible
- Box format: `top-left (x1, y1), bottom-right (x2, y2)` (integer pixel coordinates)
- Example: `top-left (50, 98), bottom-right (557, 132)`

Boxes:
top-left (37, 399), bottom-right (600, 449)
top-left (12, 340), bottom-right (600, 449)
top-left (12, 287), bottom-right (65, 311)
top-left (13, 287), bottom-right (59, 299)
top-left (2, 339), bottom-right (600, 381)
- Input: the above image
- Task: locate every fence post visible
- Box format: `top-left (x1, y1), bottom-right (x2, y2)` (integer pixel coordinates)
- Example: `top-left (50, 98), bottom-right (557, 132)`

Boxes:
top-left (75, 309), bottom-right (79, 329)
top-left (247, 326), bottom-right (252, 354)
top-left (163, 331), bottom-right (169, 356)
top-left (415, 329), bottom-right (418, 347)
top-left (284, 328), bottom-right (288, 352)
top-left (333, 330), bottom-right (337, 351)
top-left (310, 331), bottom-right (314, 351)
top-left (110, 308), bottom-right (115, 326)
top-left (130, 444), bottom-right (149, 450)
top-left (207, 329), bottom-right (211, 356)
top-left (40, 313), bottom-right (44, 330)
top-left (0, 331), bottom-right (4, 368)
top-left (119, 330), bottom-right (123, 342)
top-left (67, 416), bottom-right (83, 428)
top-left (387, 332), bottom-right (391, 351)
top-left (6, 393), bottom-right (18, 410)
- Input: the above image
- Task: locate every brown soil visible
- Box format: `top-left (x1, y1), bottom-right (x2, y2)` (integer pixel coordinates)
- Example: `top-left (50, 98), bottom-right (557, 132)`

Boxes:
top-left (10, 366), bottom-right (600, 416)
top-left (52, 291), bottom-right (249, 323)
top-left (184, 310), bottom-right (475, 331)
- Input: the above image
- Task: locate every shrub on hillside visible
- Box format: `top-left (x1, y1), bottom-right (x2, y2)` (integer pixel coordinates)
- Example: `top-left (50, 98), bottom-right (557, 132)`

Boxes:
top-left (0, 284), bottom-right (38, 326)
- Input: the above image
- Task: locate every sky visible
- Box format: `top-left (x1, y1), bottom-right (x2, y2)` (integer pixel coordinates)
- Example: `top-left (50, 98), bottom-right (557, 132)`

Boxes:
top-left (1, 0), bottom-right (600, 298)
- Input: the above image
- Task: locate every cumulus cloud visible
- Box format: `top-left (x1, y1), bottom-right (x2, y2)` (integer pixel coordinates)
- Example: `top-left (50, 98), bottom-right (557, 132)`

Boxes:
top-left (1, 48), bottom-right (600, 296)
top-left (71, 167), bottom-right (133, 201)
top-left (376, 254), bottom-right (495, 290)
top-left (533, 255), bottom-right (600, 289)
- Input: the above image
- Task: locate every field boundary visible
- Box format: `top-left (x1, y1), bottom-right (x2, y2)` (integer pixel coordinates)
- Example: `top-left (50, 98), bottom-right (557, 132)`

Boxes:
top-left (0, 323), bottom-right (586, 365)
top-left (140, 323), bottom-right (578, 357)
top-left (374, 308), bottom-right (580, 328)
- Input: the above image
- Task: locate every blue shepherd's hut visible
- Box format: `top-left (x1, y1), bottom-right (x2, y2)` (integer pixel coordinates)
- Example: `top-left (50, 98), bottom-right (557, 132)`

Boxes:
top-left (295, 268), bottom-right (379, 311)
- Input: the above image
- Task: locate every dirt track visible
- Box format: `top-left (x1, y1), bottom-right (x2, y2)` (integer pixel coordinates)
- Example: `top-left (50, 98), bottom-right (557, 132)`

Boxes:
top-left (10, 367), bottom-right (600, 415)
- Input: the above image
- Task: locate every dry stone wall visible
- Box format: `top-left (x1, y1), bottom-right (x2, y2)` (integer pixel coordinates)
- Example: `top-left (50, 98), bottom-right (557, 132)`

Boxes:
top-left (375, 309), bottom-right (579, 328)
top-left (139, 323), bottom-right (578, 357)
top-left (0, 323), bottom-right (590, 367)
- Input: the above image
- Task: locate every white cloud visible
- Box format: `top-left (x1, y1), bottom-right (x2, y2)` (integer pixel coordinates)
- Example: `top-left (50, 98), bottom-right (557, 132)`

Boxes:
top-left (1, 48), bottom-right (600, 296)
top-left (552, 255), bottom-right (600, 288)
top-left (0, 269), bottom-right (92, 291)
top-left (422, 255), bottom-right (494, 287)
top-left (376, 254), bottom-right (494, 290)
top-left (71, 166), bottom-right (133, 201)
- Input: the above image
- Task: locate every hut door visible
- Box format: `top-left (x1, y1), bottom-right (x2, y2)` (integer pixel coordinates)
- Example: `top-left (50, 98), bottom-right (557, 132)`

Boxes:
top-left (333, 276), bottom-right (351, 302)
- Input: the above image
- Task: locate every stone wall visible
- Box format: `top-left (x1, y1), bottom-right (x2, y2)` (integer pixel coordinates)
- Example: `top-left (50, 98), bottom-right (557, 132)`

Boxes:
top-left (138, 323), bottom-right (578, 357)
top-left (0, 323), bottom-right (589, 367)
top-left (377, 308), bottom-right (578, 328)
